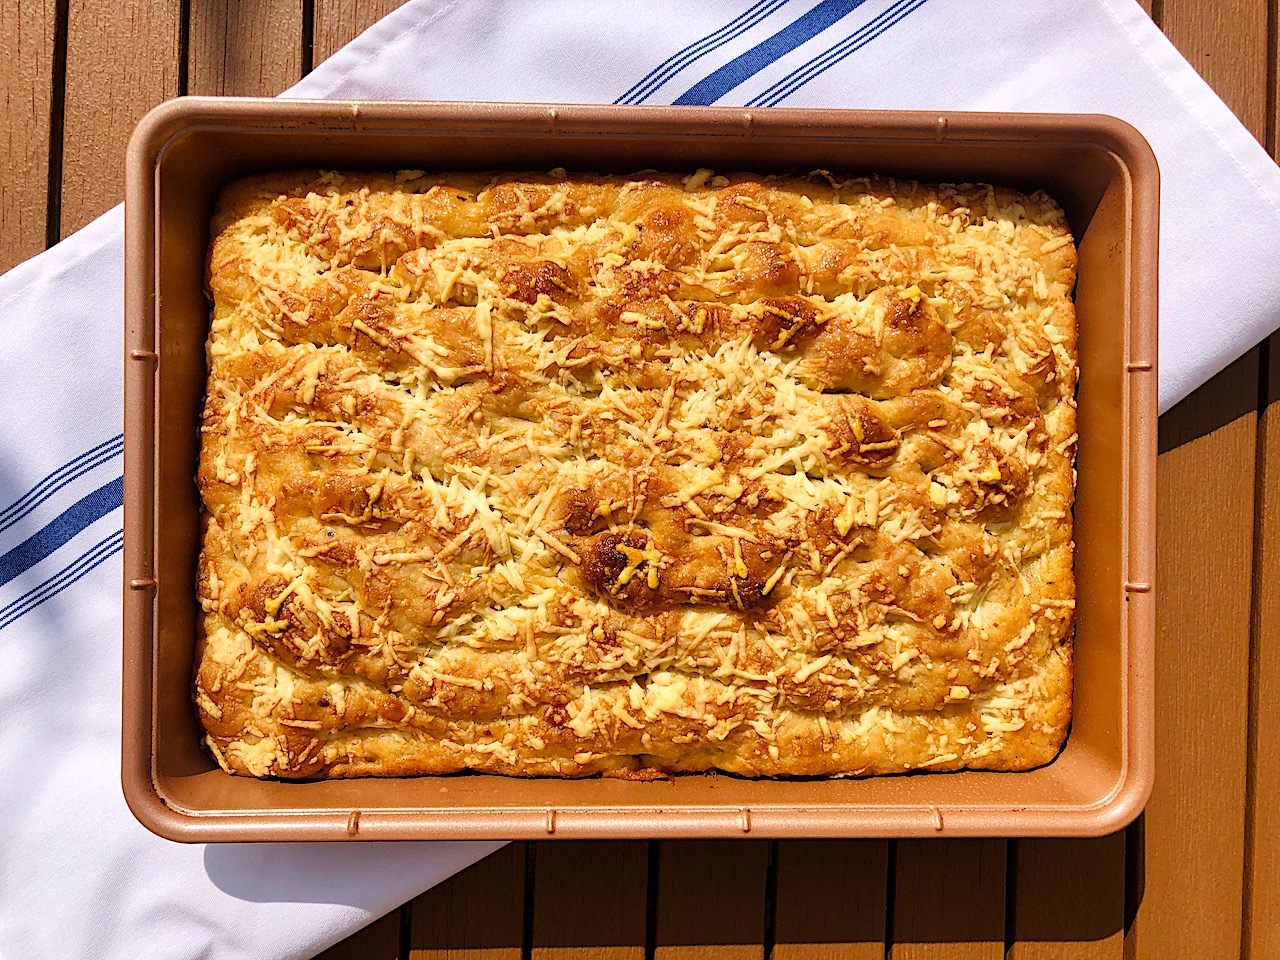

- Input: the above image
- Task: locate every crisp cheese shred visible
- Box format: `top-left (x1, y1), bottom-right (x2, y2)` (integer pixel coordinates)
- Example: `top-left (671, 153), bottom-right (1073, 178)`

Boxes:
top-left (196, 168), bottom-right (1077, 779)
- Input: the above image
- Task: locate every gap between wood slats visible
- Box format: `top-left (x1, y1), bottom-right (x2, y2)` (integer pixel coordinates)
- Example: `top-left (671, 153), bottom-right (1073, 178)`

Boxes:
top-left (177, 0), bottom-right (189, 95)
top-left (45, 0), bottom-right (68, 253)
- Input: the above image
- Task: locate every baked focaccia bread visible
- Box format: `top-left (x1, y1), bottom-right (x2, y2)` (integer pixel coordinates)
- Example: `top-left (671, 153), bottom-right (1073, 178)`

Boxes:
top-left (195, 168), bottom-right (1077, 779)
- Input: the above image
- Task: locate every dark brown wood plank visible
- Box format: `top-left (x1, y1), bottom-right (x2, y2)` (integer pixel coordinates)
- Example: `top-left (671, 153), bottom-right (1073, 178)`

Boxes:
top-left (772, 840), bottom-right (888, 960)
top-left (59, 0), bottom-right (182, 236)
top-left (531, 841), bottom-right (648, 960)
top-left (1008, 834), bottom-right (1125, 960)
top-left (315, 908), bottom-right (402, 960)
top-left (0, 0), bottom-right (57, 272)
top-left (653, 840), bottom-right (770, 960)
top-left (312, 0), bottom-right (407, 68)
top-left (1244, 338), bottom-right (1280, 960)
top-left (410, 843), bottom-right (526, 960)
top-left (187, 0), bottom-right (304, 96)
top-left (888, 839), bottom-right (1006, 960)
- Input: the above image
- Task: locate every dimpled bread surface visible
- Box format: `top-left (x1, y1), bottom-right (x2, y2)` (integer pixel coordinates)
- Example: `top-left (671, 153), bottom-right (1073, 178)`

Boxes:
top-left (195, 168), bottom-right (1077, 779)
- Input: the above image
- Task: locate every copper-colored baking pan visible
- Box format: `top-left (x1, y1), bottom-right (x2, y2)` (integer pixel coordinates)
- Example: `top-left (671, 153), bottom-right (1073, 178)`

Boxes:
top-left (122, 98), bottom-right (1156, 842)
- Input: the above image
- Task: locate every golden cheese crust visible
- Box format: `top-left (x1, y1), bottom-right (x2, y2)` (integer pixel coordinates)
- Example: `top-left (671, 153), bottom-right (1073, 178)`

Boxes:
top-left (195, 168), bottom-right (1077, 779)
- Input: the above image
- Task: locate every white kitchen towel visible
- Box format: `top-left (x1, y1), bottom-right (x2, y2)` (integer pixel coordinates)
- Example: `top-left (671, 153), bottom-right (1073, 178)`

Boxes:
top-left (1, 1), bottom-right (1278, 958)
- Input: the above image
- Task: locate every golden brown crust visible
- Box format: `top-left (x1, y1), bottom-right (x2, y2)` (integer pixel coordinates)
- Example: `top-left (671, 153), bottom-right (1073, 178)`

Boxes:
top-left (195, 168), bottom-right (1077, 779)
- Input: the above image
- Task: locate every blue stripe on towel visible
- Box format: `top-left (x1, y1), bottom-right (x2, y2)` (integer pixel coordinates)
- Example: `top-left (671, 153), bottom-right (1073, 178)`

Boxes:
top-left (672, 0), bottom-right (870, 105)
top-left (0, 529), bottom-right (123, 631)
top-left (0, 434), bottom-right (123, 535)
top-left (747, 0), bottom-right (928, 106)
top-left (0, 476), bottom-right (123, 589)
top-left (616, 0), bottom-right (792, 104)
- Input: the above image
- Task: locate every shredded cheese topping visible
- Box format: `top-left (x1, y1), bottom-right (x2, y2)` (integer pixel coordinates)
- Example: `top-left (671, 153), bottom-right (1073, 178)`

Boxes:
top-left (195, 168), bottom-right (1077, 779)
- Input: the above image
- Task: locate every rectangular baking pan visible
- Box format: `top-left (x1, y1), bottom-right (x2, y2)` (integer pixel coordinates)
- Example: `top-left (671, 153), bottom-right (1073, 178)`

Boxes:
top-left (123, 98), bottom-right (1157, 841)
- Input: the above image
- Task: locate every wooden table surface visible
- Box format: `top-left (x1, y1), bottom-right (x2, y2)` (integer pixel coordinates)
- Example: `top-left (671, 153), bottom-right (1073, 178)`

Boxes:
top-left (3, 1), bottom-right (1276, 957)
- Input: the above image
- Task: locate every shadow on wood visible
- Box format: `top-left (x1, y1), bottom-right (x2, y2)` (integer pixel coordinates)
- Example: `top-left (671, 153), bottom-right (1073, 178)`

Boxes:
top-left (772, 839), bottom-right (888, 960)
top-left (531, 840), bottom-right (648, 958)
top-left (889, 839), bottom-right (1006, 954)
top-left (410, 843), bottom-right (526, 959)
top-left (1159, 349), bottom-right (1260, 453)
top-left (1125, 815), bottom-right (1146, 939)
top-left (1008, 833), bottom-right (1128, 953)
top-left (654, 840), bottom-right (771, 959)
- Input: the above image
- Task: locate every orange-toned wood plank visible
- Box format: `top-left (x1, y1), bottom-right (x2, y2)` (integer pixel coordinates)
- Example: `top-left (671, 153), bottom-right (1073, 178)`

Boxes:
top-left (772, 840), bottom-right (888, 960)
top-left (1124, 353), bottom-right (1260, 960)
top-left (0, 0), bottom-right (57, 273)
top-left (1008, 834), bottom-right (1125, 960)
top-left (1122, 7), bottom-right (1267, 960)
top-left (1249, 14), bottom-right (1280, 953)
top-left (531, 841), bottom-right (647, 960)
top-left (59, 0), bottom-right (181, 235)
top-left (188, 0), bottom-right (303, 96)
top-left (888, 839), bottom-right (1006, 960)
top-left (653, 840), bottom-right (770, 960)
top-left (1245, 339), bottom-right (1280, 959)
top-left (312, 0), bottom-right (407, 68)
top-left (410, 843), bottom-right (526, 960)
top-left (315, 907), bottom-right (402, 960)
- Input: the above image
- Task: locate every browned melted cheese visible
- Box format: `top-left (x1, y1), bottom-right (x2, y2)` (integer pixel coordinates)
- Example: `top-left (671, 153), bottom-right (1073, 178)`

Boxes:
top-left (195, 168), bottom-right (1077, 779)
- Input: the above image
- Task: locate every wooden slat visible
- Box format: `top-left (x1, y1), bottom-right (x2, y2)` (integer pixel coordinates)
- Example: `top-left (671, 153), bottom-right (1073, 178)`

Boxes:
top-left (1159, 0), bottom-right (1268, 140)
top-left (315, 908), bottom-right (402, 960)
top-left (1124, 7), bottom-right (1268, 960)
top-left (653, 840), bottom-right (770, 960)
top-left (1248, 15), bottom-right (1280, 953)
top-left (187, 0), bottom-right (303, 96)
top-left (0, 0), bottom-right (57, 273)
top-left (1245, 339), bottom-right (1280, 959)
top-left (1123, 353), bottom-right (1260, 960)
top-left (1008, 834), bottom-right (1125, 960)
top-left (772, 840), bottom-right (888, 960)
top-left (312, 0), bottom-right (407, 68)
top-left (888, 840), bottom-right (1006, 960)
top-left (531, 841), bottom-right (648, 960)
top-left (59, 0), bottom-right (181, 236)
top-left (410, 843), bottom-right (526, 960)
